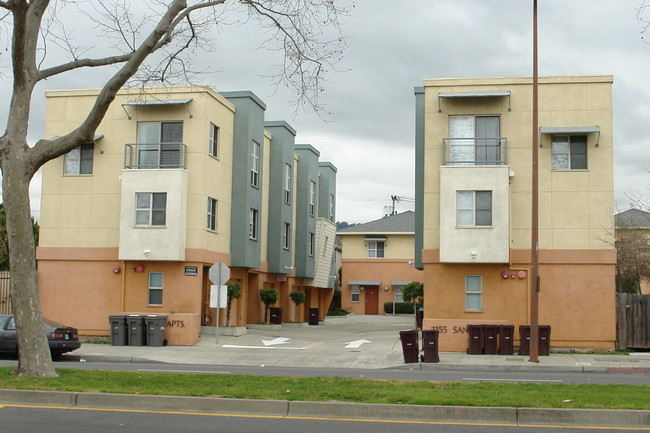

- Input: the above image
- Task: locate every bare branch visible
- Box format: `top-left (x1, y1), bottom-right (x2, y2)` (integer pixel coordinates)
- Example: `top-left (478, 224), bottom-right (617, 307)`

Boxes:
top-left (639, 0), bottom-right (650, 44)
top-left (38, 53), bottom-right (133, 79)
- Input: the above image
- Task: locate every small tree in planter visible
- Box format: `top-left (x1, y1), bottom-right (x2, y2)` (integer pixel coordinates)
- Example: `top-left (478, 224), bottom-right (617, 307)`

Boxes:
top-left (402, 281), bottom-right (424, 327)
top-left (259, 288), bottom-right (279, 324)
top-left (226, 282), bottom-right (242, 327)
top-left (289, 291), bottom-right (306, 322)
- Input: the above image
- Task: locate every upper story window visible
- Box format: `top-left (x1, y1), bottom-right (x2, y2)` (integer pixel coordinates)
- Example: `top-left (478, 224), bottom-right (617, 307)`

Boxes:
top-left (446, 116), bottom-right (504, 165)
top-left (207, 197), bottom-right (217, 231)
top-left (64, 143), bottom-right (94, 175)
top-left (284, 163), bottom-right (292, 204)
top-left (368, 240), bottom-right (385, 258)
top-left (136, 121), bottom-right (184, 168)
top-left (329, 194), bottom-right (335, 222)
top-left (457, 191), bottom-right (492, 226)
top-left (308, 232), bottom-right (315, 256)
top-left (250, 140), bottom-right (260, 187)
top-left (309, 181), bottom-right (316, 216)
top-left (135, 192), bottom-right (167, 226)
top-left (283, 222), bottom-right (291, 250)
top-left (209, 123), bottom-right (219, 158)
top-left (551, 135), bottom-right (587, 170)
top-left (249, 208), bottom-right (258, 240)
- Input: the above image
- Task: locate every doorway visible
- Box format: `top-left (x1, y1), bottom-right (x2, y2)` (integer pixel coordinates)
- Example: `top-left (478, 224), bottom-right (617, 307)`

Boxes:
top-left (364, 286), bottom-right (379, 315)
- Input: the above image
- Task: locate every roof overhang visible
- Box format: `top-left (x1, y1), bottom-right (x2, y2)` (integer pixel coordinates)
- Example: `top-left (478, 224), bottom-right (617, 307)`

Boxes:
top-left (539, 126), bottom-right (600, 147)
top-left (122, 98), bottom-right (194, 119)
top-left (438, 91), bottom-right (511, 112)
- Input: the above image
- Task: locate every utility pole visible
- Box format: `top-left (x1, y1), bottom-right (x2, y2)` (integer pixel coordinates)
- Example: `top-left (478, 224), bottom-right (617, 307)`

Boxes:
top-left (529, 0), bottom-right (540, 363)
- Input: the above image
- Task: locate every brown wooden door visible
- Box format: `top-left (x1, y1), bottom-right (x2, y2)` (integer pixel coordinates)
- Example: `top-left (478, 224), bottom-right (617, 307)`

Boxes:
top-left (364, 286), bottom-right (379, 315)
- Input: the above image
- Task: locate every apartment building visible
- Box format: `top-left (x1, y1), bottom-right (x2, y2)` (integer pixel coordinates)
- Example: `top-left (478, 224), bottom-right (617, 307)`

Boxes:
top-left (37, 86), bottom-right (337, 343)
top-left (415, 76), bottom-right (616, 351)
top-left (338, 211), bottom-right (423, 315)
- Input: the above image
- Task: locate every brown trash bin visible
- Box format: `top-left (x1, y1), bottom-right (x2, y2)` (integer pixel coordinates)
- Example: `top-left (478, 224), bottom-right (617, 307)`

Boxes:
top-left (519, 325), bottom-right (551, 356)
top-left (269, 307), bottom-right (283, 324)
top-left (421, 329), bottom-right (440, 363)
top-left (399, 329), bottom-right (419, 363)
top-left (498, 325), bottom-right (514, 355)
top-left (482, 325), bottom-right (498, 355)
top-left (467, 324), bottom-right (482, 354)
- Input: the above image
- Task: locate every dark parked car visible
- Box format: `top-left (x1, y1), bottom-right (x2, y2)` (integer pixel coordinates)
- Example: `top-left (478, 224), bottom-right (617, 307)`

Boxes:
top-left (0, 315), bottom-right (81, 359)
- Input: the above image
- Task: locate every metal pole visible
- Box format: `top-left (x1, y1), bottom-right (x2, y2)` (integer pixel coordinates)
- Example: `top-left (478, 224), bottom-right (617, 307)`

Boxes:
top-left (216, 283), bottom-right (220, 346)
top-left (529, 0), bottom-right (540, 363)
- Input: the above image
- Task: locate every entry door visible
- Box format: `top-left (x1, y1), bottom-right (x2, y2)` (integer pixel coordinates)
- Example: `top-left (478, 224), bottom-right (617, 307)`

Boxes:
top-left (364, 286), bottom-right (379, 315)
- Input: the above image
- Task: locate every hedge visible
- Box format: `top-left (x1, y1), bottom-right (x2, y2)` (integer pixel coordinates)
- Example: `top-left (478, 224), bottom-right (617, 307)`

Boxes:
top-left (383, 302), bottom-right (415, 314)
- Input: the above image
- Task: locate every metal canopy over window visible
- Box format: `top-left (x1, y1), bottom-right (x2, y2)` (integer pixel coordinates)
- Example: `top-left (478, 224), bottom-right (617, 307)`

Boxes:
top-left (438, 91), bottom-right (511, 112)
top-left (122, 98), bottom-right (194, 119)
top-left (539, 126), bottom-right (600, 147)
top-left (348, 280), bottom-right (381, 286)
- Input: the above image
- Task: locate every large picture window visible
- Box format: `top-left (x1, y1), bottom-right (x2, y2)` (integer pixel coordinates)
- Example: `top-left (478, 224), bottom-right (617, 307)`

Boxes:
top-left (135, 193), bottom-right (167, 226)
top-left (457, 191), bottom-right (492, 226)
top-left (449, 116), bottom-right (501, 165)
top-left (137, 121), bottom-right (183, 168)
top-left (551, 135), bottom-right (587, 170)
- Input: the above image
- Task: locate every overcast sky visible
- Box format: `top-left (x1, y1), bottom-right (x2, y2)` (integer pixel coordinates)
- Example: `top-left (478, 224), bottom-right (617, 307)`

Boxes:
top-left (3, 0), bottom-right (650, 223)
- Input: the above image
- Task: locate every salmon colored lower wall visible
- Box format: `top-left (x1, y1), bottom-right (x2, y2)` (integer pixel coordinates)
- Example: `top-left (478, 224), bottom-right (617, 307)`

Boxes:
top-left (420, 250), bottom-right (616, 351)
top-left (340, 259), bottom-right (423, 315)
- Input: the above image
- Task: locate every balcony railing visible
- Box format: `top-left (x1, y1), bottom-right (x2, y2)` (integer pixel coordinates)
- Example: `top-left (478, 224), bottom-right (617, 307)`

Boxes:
top-left (442, 137), bottom-right (508, 166)
top-left (124, 143), bottom-right (187, 169)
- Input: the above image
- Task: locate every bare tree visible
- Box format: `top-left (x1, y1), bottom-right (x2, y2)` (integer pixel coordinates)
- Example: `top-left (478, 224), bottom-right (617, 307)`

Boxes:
top-left (0, 0), bottom-right (348, 377)
top-left (639, 0), bottom-right (650, 44)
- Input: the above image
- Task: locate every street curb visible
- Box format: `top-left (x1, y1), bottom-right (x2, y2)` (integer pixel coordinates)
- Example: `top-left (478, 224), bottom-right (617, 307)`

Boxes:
top-left (393, 363), bottom-right (611, 374)
top-left (1, 389), bottom-right (648, 428)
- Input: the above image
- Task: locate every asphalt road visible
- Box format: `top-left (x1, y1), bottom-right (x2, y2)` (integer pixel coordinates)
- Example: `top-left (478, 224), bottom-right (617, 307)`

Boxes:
top-left (0, 405), bottom-right (641, 433)
top-left (1, 357), bottom-right (647, 385)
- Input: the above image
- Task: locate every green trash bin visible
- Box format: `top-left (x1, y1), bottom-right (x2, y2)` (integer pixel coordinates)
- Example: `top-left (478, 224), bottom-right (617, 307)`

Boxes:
top-left (145, 315), bottom-right (168, 347)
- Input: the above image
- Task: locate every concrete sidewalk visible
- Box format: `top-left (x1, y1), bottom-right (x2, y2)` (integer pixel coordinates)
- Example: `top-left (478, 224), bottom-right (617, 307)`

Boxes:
top-left (75, 314), bottom-right (650, 372)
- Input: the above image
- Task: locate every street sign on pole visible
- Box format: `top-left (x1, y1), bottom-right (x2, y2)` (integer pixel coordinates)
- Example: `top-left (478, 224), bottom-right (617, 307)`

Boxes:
top-left (209, 263), bottom-right (231, 345)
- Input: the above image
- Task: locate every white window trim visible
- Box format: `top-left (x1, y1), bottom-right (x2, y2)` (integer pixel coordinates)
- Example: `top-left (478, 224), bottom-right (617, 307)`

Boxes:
top-left (207, 197), bottom-right (217, 232)
top-left (135, 192), bottom-right (167, 227)
top-left (456, 190), bottom-right (492, 227)
top-left (249, 208), bottom-right (258, 240)
top-left (250, 140), bottom-right (260, 187)
top-left (283, 222), bottom-right (291, 250)
top-left (465, 275), bottom-right (482, 312)
top-left (148, 272), bottom-right (164, 306)
top-left (308, 232), bottom-right (315, 257)
top-left (309, 181), bottom-right (316, 216)
top-left (368, 240), bottom-right (385, 258)
top-left (284, 163), bottom-right (292, 204)
top-left (209, 123), bottom-right (219, 158)
top-left (351, 285), bottom-right (360, 303)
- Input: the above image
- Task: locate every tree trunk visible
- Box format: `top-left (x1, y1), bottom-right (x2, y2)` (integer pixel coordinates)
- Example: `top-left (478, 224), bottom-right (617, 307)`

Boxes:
top-left (2, 156), bottom-right (56, 377)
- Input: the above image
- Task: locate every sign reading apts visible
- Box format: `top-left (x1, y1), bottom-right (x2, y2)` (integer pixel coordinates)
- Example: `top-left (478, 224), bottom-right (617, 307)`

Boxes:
top-left (184, 266), bottom-right (198, 276)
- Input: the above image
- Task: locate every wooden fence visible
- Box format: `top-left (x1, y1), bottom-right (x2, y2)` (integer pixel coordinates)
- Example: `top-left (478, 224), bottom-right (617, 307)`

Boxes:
top-left (616, 293), bottom-right (650, 349)
top-left (0, 271), bottom-right (10, 315)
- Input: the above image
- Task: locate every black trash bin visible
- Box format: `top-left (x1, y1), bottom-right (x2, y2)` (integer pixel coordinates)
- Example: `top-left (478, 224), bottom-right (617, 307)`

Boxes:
top-left (269, 307), bottom-right (283, 325)
top-left (145, 315), bottom-right (168, 347)
top-left (399, 329), bottom-right (419, 364)
top-left (127, 315), bottom-right (146, 346)
top-left (498, 325), bottom-right (514, 355)
top-left (482, 325), bottom-right (498, 355)
top-left (416, 307), bottom-right (424, 329)
top-left (109, 315), bottom-right (128, 346)
top-left (308, 308), bottom-right (319, 326)
top-left (519, 325), bottom-right (550, 356)
top-left (518, 325), bottom-right (530, 355)
top-left (421, 329), bottom-right (440, 363)
top-left (467, 324), bottom-right (482, 354)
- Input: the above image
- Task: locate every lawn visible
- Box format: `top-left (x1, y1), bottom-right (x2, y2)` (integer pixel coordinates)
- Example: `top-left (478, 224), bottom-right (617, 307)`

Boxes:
top-left (0, 367), bottom-right (648, 410)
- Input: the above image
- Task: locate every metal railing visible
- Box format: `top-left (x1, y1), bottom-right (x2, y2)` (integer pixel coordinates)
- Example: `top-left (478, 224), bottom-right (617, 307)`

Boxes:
top-left (124, 143), bottom-right (187, 169)
top-left (442, 137), bottom-right (508, 165)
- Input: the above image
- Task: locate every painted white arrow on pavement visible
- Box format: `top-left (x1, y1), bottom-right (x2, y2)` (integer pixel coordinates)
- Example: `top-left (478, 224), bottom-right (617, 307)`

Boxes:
top-left (262, 337), bottom-right (290, 346)
top-left (345, 339), bottom-right (371, 349)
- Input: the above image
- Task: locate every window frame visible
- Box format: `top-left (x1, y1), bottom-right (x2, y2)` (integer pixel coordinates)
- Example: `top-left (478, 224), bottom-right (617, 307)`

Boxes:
top-left (250, 140), bottom-right (260, 187)
top-left (309, 181), bottom-right (316, 216)
top-left (207, 197), bottom-right (217, 232)
top-left (249, 208), bottom-right (258, 240)
top-left (465, 275), bottom-right (482, 312)
top-left (394, 285), bottom-right (404, 303)
top-left (209, 123), bottom-right (219, 158)
top-left (329, 194), bottom-right (335, 222)
top-left (551, 134), bottom-right (588, 170)
top-left (308, 232), bottom-right (315, 257)
top-left (283, 222), bottom-right (291, 250)
top-left (148, 272), bottom-right (164, 306)
top-left (367, 240), bottom-right (385, 258)
top-left (456, 190), bottom-right (492, 227)
top-left (284, 163), bottom-right (292, 204)
top-left (63, 143), bottom-right (94, 175)
top-left (135, 192), bottom-right (167, 227)
top-left (351, 285), bottom-right (360, 302)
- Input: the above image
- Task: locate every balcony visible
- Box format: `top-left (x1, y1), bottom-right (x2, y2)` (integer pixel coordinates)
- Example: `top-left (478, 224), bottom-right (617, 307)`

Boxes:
top-left (442, 137), bottom-right (508, 166)
top-left (124, 143), bottom-right (187, 169)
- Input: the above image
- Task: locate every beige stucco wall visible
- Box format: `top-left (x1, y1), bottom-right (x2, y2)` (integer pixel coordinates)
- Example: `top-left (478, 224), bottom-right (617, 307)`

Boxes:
top-left (340, 233), bottom-right (416, 260)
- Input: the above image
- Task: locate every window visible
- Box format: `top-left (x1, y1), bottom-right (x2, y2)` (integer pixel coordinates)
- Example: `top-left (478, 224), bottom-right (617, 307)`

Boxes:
top-left (449, 116), bottom-right (501, 165)
top-left (148, 272), bottom-right (163, 305)
top-left (394, 286), bottom-right (404, 303)
top-left (329, 194), bottom-right (335, 222)
top-left (209, 123), bottom-right (219, 158)
top-left (284, 163), bottom-right (292, 204)
top-left (207, 197), bottom-right (217, 231)
top-left (465, 275), bottom-right (482, 311)
top-left (457, 191), bottom-right (492, 226)
top-left (283, 222), bottom-right (291, 250)
top-left (250, 140), bottom-right (260, 187)
top-left (135, 193), bottom-right (167, 226)
top-left (552, 135), bottom-right (587, 170)
top-left (64, 143), bottom-right (94, 175)
top-left (249, 208), bottom-right (258, 240)
top-left (309, 181), bottom-right (316, 216)
top-left (368, 241), bottom-right (385, 258)
top-left (351, 285), bottom-right (360, 302)
top-left (308, 232), bottom-right (315, 256)
top-left (137, 121), bottom-right (183, 168)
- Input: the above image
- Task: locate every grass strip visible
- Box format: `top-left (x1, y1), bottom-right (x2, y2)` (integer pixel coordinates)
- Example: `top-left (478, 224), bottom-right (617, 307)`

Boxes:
top-left (0, 367), bottom-right (648, 410)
